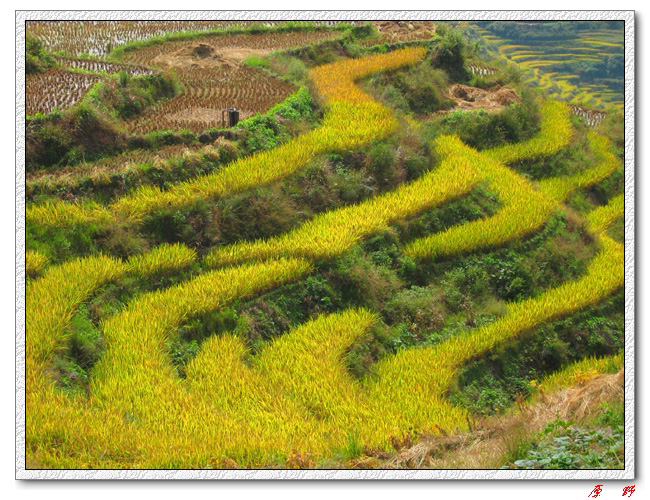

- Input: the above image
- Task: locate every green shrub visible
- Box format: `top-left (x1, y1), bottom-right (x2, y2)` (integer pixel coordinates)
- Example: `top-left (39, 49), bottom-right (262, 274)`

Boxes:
top-left (252, 276), bottom-right (341, 333)
top-left (433, 30), bottom-right (469, 81)
top-left (69, 308), bottom-right (104, 371)
top-left (32, 124), bottom-right (73, 167)
top-left (485, 250), bottom-right (535, 302)
top-left (238, 300), bottom-right (291, 350)
top-left (502, 422), bottom-right (624, 469)
top-left (26, 36), bottom-right (55, 74)
top-left (383, 285), bottom-right (444, 337)
top-left (26, 219), bottom-right (100, 263)
top-left (344, 323), bottom-right (396, 379)
top-left (366, 141), bottom-right (399, 188)
top-left (329, 249), bottom-right (402, 310)
top-left (434, 89), bottom-right (540, 150)
top-left (451, 290), bottom-right (623, 417)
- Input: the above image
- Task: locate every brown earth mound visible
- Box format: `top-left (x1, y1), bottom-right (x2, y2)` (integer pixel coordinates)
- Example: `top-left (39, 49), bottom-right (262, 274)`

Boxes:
top-left (191, 43), bottom-right (213, 58)
top-left (152, 43), bottom-right (270, 69)
top-left (447, 83), bottom-right (520, 112)
top-left (361, 21), bottom-right (437, 46)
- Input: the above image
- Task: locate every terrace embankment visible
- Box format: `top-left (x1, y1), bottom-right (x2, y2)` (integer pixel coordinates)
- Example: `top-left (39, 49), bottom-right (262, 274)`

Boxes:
top-left (362, 369), bottom-right (623, 469)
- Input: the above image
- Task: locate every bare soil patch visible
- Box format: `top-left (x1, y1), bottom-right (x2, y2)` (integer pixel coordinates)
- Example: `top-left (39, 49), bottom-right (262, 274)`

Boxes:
top-left (152, 43), bottom-right (270, 69)
top-left (164, 106), bottom-right (255, 126)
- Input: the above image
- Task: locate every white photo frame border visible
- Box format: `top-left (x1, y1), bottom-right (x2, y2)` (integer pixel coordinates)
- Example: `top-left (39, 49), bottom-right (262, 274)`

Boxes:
top-left (15, 10), bottom-right (635, 480)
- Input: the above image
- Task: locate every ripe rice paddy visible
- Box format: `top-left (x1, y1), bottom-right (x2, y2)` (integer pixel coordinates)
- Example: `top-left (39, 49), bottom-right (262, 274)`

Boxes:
top-left (24, 25), bottom-right (626, 470)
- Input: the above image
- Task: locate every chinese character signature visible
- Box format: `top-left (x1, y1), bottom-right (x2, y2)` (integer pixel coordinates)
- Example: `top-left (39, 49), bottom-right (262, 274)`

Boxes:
top-left (589, 485), bottom-right (604, 498)
top-left (622, 485), bottom-right (635, 497)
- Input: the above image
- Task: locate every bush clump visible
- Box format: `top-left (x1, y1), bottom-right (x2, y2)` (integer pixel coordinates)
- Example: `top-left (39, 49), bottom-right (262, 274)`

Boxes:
top-left (26, 36), bottom-right (55, 74)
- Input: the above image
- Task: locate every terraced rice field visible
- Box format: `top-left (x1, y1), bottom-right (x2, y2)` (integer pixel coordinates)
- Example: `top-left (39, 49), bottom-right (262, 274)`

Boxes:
top-left (26, 59), bottom-right (158, 116)
top-left (118, 31), bottom-right (344, 134)
top-left (53, 57), bottom-right (155, 76)
top-left (25, 143), bottom-right (208, 196)
top-left (124, 65), bottom-right (296, 134)
top-left (469, 24), bottom-right (624, 109)
top-left (25, 40), bottom-right (625, 469)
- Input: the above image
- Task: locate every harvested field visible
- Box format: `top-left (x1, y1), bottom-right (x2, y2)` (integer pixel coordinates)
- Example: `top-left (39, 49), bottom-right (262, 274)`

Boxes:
top-left (26, 69), bottom-right (101, 115)
top-left (119, 32), bottom-right (344, 134)
top-left (26, 60), bottom-right (158, 115)
top-left (123, 65), bottom-right (295, 134)
top-left (26, 20), bottom-right (352, 57)
top-left (54, 57), bottom-right (156, 76)
top-left (121, 31), bottom-right (342, 66)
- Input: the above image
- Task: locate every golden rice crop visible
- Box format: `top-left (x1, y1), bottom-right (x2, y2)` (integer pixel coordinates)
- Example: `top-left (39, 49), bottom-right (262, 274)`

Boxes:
top-left (365, 197), bottom-right (624, 437)
top-left (27, 124), bottom-right (625, 468)
top-left (89, 258), bottom-right (312, 439)
top-left (26, 199), bottom-right (111, 228)
top-left (126, 243), bottom-right (197, 278)
top-left (27, 255), bottom-right (127, 381)
top-left (254, 309), bottom-right (378, 426)
top-left (404, 137), bottom-right (557, 261)
top-left (186, 308), bottom-right (380, 453)
top-left (25, 250), bottom-right (49, 277)
top-left (405, 123), bottom-right (622, 262)
top-left (533, 351), bottom-right (623, 397)
top-left (586, 193), bottom-right (625, 233)
top-left (29, 257), bottom-right (318, 467)
top-left (30, 306), bottom-right (384, 466)
top-left (28, 209), bottom-right (623, 466)
top-left (27, 185), bottom-right (626, 470)
top-left (26, 46), bottom-right (626, 468)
